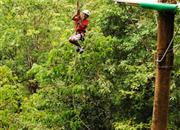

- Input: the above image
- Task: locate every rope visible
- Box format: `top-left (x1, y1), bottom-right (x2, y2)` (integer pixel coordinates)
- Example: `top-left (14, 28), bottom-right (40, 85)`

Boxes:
top-left (77, 0), bottom-right (82, 27)
top-left (156, 25), bottom-right (180, 63)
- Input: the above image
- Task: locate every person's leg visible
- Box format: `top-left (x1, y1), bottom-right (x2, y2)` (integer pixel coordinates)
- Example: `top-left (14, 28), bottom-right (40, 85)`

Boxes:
top-left (69, 33), bottom-right (81, 47)
top-left (69, 39), bottom-right (81, 47)
top-left (69, 33), bottom-right (83, 52)
top-left (78, 33), bottom-right (85, 53)
top-left (69, 33), bottom-right (85, 53)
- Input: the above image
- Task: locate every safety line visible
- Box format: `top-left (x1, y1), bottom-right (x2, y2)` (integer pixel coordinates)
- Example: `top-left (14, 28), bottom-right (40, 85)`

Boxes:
top-left (156, 25), bottom-right (180, 63)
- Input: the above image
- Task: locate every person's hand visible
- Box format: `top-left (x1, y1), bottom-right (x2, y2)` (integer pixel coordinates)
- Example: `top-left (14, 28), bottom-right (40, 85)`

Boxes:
top-left (77, 9), bottom-right (80, 15)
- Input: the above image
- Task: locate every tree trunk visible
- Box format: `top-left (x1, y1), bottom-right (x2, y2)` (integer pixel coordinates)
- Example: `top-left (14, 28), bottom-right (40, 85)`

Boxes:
top-left (151, 0), bottom-right (176, 129)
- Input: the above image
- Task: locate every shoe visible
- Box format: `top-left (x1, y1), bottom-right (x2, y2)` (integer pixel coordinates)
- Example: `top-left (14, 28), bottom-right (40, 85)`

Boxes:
top-left (76, 46), bottom-right (80, 52)
top-left (79, 47), bottom-right (84, 54)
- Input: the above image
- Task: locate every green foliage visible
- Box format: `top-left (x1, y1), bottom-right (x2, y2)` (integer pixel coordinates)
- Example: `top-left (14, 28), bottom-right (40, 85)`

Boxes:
top-left (0, 0), bottom-right (179, 129)
top-left (168, 11), bottom-right (180, 130)
top-left (0, 66), bottom-right (25, 129)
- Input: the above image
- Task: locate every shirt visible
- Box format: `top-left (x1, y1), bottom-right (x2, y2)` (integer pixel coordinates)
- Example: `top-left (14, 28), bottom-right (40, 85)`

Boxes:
top-left (73, 16), bottom-right (89, 33)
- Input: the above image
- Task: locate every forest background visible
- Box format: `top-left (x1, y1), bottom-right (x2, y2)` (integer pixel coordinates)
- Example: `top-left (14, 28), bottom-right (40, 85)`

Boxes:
top-left (0, 0), bottom-right (179, 129)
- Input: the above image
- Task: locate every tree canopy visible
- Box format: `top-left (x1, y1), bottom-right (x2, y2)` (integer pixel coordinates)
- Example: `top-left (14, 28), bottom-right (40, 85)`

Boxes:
top-left (0, 0), bottom-right (179, 129)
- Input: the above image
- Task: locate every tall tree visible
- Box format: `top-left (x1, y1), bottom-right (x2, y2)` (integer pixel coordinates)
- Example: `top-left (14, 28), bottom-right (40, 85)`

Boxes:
top-left (151, 0), bottom-right (176, 129)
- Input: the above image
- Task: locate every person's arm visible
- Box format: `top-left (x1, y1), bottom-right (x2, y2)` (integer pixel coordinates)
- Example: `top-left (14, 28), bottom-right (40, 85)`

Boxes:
top-left (72, 9), bottom-right (81, 21)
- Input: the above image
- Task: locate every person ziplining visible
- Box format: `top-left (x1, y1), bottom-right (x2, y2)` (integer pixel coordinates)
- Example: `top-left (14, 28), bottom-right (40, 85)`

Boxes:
top-left (69, 0), bottom-right (90, 54)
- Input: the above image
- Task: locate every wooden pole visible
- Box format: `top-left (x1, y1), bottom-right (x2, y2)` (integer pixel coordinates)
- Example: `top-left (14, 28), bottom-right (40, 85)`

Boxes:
top-left (151, 0), bottom-right (176, 129)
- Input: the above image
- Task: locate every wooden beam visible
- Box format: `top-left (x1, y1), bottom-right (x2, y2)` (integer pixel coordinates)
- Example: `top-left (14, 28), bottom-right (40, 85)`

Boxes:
top-left (115, 0), bottom-right (179, 11)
